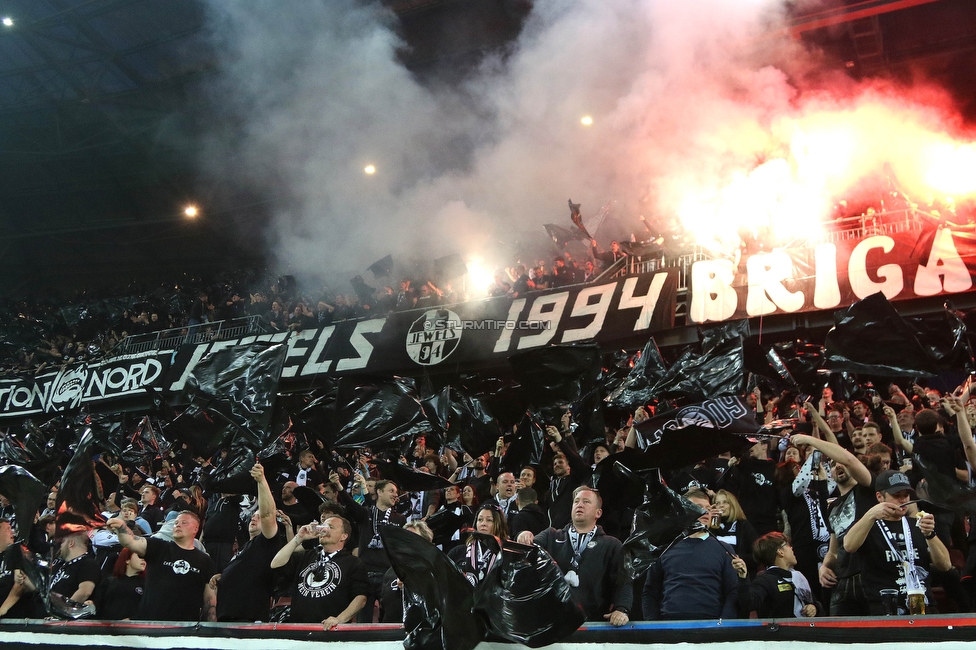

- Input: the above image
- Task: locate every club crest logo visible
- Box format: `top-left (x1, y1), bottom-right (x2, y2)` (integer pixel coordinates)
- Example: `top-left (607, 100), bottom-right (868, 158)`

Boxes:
top-left (406, 309), bottom-right (462, 366)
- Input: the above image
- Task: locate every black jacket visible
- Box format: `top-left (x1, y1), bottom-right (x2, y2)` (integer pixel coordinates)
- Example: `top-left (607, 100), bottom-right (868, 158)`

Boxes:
top-left (533, 524), bottom-right (633, 621)
top-left (509, 504), bottom-right (548, 539)
top-left (737, 566), bottom-right (821, 618)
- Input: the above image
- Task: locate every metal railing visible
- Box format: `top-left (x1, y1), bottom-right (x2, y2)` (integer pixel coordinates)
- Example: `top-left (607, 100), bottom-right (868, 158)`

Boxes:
top-left (112, 315), bottom-right (266, 355)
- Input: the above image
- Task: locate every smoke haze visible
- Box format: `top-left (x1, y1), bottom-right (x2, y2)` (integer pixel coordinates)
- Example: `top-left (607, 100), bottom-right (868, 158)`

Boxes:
top-left (202, 0), bottom-right (974, 288)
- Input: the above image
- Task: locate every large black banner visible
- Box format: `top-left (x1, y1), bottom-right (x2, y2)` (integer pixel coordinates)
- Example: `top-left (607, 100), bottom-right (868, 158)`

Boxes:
top-left (0, 350), bottom-right (172, 419)
top-left (689, 225), bottom-right (976, 323)
top-left (0, 271), bottom-right (678, 420)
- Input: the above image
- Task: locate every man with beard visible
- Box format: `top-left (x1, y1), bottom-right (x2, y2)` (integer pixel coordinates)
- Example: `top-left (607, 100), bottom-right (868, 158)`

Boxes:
top-left (798, 434), bottom-right (876, 616)
top-left (541, 426), bottom-right (586, 529)
top-left (518, 487), bottom-right (631, 626)
top-left (50, 531), bottom-right (99, 604)
top-left (271, 517), bottom-right (366, 628)
top-left (208, 463), bottom-right (287, 622)
top-left (107, 511), bottom-right (215, 621)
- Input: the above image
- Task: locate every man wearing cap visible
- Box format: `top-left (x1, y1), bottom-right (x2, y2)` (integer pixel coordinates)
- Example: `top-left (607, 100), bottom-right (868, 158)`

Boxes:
top-left (843, 470), bottom-right (950, 614)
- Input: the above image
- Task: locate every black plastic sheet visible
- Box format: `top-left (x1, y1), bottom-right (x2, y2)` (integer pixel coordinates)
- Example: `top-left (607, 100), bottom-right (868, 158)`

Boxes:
top-left (425, 508), bottom-right (470, 546)
top-left (509, 344), bottom-right (602, 408)
top-left (373, 459), bottom-right (454, 491)
top-left (909, 307), bottom-right (973, 374)
top-left (162, 405), bottom-right (235, 458)
top-left (423, 387), bottom-right (503, 459)
top-left (605, 338), bottom-right (668, 409)
top-left (276, 384), bottom-right (339, 451)
top-left (3, 542), bottom-right (46, 615)
top-left (631, 396), bottom-right (758, 470)
top-left (474, 540), bottom-right (585, 647)
top-left (333, 378), bottom-right (432, 450)
top-left (201, 444), bottom-right (257, 494)
top-left (773, 340), bottom-right (828, 397)
top-left (184, 342), bottom-right (288, 449)
top-left (508, 412), bottom-right (549, 474)
top-left (916, 461), bottom-right (976, 515)
top-left (458, 377), bottom-right (526, 430)
top-left (56, 428), bottom-right (105, 527)
top-left (623, 478), bottom-right (706, 578)
top-left (0, 465), bottom-right (48, 542)
top-left (49, 592), bottom-right (96, 619)
top-left (824, 293), bottom-right (947, 377)
top-left (649, 325), bottom-right (747, 401)
top-left (590, 454), bottom-right (649, 512)
top-left (76, 412), bottom-right (128, 459)
top-left (380, 524), bottom-right (484, 650)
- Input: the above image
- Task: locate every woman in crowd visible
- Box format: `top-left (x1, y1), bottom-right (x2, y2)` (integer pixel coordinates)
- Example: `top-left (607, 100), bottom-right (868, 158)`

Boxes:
top-left (447, 504), bottom-right (507, 586)
top-left (89, 548), bottom-right (146, 620)
top-left (434, 484), bottom-right (473, 553)
top-left (710, 489), bottom-right (759, 577)
top-left (461, 485), bottom-right (479, 508)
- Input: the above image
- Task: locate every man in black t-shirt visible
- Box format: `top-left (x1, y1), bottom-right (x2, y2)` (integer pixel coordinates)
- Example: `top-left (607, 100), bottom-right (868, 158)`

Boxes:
top-left (50, 531), bottom-right (99, 604)
top-left (271, 516), bottom-right (367, 628)
top-left (107, 511), bottom-right (215, 621)
top-left (209, 462), bottom-right (287, 622)
top-left (843, 470), bottom-right (951, 614)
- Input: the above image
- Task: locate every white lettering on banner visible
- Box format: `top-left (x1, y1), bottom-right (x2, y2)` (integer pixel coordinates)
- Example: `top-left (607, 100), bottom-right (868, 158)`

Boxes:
top-left (690, 260), bottom-right (737, 323)
top-left (746, 251), bottom-right (804, 316)
top-left (516, 292), bottom-right (568, 350)
top-left (169, 332), bottom-right (289, 390)
top-left (0, 353), bottom-right (168, 416)
top-left (814, 243), bottom-right (841, 309)
top-left (618, 273), bottom-right (668, 331)
top-left (849, 235), bottom-right (903, 299)
top-left (641, 396), bottom-right (750, 447)
top-left (691, 229), bottom-right (976, 323)
top-left (336, 319), bottom-right (385, 371)
top-left (561, 284), bottom-right (615, 343)
top-left (281, 329), bottom-right (321, 378)
top-left (168, 344), bottom-right (209, 392)
top-left (915, 227), bottom-right (972, 296)
top-left (492, 299), bottom-right (527, 353)
top-left (298, 326), bottom-right (336, 376)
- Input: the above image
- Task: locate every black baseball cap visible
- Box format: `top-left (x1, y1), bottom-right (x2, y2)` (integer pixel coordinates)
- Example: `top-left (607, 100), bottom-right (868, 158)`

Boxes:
top-left (875, 470), bottom-right (916, 497)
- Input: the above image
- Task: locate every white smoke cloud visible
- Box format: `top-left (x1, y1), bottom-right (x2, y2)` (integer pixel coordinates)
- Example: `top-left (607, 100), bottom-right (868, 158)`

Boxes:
top-left (201, 0), bottom-right (969, 289)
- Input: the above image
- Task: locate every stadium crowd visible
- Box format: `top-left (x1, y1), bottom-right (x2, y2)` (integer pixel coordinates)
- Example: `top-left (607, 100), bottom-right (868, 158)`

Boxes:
top-left (1, 376), bottom-right (975, 627)
top-left (0, 239), bottom-right (630, 378)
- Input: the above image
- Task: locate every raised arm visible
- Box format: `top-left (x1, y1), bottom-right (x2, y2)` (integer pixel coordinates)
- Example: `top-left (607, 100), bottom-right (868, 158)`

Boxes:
top-left (883, 405), bottom-right (913, 454)
top-left (252, 462), bottom-right (278, 539)
top-left (791, 433), bottom-right (871, 487)
top-left (805, 402), bottom-right (838, 446)
top-left (271, 524), bottom-right (316, 569)
top-left (106, 517), bottom-right (148, 556)
top-left (944, 396), bottom-right (976, 470)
